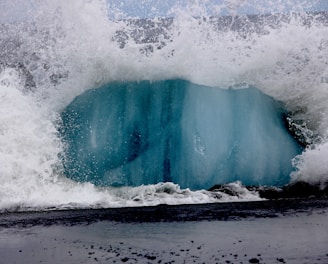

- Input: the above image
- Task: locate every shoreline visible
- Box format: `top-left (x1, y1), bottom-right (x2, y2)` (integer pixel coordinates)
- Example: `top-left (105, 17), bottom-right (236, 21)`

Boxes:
top-left (0, 198), bottom-right (328, 264)
top-left (1, 197), bottom-right (328, 228)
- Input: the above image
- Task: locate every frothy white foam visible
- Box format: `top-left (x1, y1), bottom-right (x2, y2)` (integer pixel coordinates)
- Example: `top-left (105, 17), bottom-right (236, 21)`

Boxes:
top-left (0, 0), bottom-right (327, 211)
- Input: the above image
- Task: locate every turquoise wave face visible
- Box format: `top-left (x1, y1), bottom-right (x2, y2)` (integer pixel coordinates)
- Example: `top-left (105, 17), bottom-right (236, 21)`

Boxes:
top-left (60, 80), bottom-right (303, 190)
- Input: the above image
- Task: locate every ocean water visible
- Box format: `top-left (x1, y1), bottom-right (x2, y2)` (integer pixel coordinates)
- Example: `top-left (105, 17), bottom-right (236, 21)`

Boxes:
top-left (0, 0), bottom-right (328, 212)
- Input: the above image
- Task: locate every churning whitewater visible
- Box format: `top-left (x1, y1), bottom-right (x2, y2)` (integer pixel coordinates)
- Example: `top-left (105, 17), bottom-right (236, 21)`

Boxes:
top-left (0, 0), bottom-right (328, 212)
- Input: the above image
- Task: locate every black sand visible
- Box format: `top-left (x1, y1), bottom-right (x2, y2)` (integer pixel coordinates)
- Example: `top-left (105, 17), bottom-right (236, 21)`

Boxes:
top-left (1, 198), bottom-right (328, 264)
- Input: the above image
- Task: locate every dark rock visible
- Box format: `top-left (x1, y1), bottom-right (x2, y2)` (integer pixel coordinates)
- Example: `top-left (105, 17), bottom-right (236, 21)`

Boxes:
top-left (210, 181), bottom-right (328, 200)
top-left (145, 255), bottom-right (157, 260)
top-left (208, 184), bottom-right (241, 196)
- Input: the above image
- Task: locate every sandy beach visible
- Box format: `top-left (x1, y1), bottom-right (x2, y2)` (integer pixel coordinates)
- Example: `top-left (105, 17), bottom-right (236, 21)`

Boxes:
top-left (1, 198), bottom-right (328, 264)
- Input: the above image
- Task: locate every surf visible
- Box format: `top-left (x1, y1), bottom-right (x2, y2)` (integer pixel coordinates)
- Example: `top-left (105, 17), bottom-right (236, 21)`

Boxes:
top-left (0, 0), bottom-right (328, 212)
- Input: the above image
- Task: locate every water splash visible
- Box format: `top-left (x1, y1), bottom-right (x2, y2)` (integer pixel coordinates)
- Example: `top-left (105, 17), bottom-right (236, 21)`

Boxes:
top-left (0, 0), bottom-right (327, 211)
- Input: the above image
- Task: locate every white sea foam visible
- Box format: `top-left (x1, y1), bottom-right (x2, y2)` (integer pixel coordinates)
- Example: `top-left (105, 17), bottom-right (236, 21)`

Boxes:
top-left (0, 0), bottom-right (327, 211)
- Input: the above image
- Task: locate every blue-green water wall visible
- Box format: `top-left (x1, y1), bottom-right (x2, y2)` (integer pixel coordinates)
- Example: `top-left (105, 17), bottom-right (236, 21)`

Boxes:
top-left (60, 80), bottom-right (302, 189)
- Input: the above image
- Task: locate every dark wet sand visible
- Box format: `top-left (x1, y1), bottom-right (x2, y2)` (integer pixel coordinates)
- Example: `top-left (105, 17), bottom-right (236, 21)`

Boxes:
top-left (1, 198), bottom-right (328, 264)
